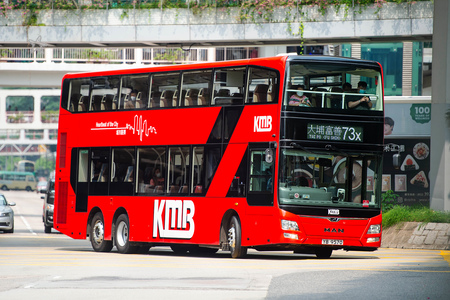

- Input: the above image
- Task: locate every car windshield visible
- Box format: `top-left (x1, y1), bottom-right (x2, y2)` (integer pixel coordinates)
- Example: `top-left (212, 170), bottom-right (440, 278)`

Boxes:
top-left (278, 149), bottom-right (381, 209)
top-left (0, 195), bottom-right (6, 206)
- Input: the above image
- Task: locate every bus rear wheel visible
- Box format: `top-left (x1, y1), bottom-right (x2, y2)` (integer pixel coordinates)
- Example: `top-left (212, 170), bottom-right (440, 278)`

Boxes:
top-left (228, 216), bottom-right (247, 258)
top-left (90, 212), bottom-right (113, 252)
top-left (115, 214), bottom-right (138, 254)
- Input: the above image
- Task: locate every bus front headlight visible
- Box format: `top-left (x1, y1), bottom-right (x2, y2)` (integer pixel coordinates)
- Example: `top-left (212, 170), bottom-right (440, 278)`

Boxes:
top-left (367, 224), bottom-right (381, 234)
top-left (281, 220), bottom-right (299, 231)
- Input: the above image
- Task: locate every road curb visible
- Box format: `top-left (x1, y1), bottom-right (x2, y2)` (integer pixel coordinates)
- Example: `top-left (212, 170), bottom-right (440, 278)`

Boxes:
top-left (381, 222), bottom-right (450, 250)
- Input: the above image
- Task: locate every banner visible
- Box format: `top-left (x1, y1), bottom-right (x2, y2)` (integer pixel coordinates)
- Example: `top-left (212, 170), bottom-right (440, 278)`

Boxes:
top-left (384, 102), bottom-right (431, 206)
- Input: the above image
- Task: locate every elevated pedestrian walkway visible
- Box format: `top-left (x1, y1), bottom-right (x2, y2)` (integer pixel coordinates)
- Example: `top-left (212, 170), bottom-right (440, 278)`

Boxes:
top-left (0, 2), bottom-right (433, 48)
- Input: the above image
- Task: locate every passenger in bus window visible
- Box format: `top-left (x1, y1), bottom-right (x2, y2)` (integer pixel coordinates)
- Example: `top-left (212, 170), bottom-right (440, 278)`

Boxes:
top-left (289, 85), bottom-right (311, 107)
top-left (342, 82), bottom-right (352, 93)
top-left (149, 167), bottom-right (164, 187)
top-left (346, 81), bottom-right (372, 110)
top-left (125, 90), bottom-right (137, 109)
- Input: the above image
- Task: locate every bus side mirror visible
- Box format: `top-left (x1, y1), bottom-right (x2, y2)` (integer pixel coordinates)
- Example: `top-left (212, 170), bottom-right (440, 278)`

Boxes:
top-left (393, 153), bottom-right (401, 169)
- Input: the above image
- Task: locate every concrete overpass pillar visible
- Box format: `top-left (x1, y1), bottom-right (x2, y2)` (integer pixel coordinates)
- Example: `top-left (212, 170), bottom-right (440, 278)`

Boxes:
top-left (430, 0), bottom-right (450, 211)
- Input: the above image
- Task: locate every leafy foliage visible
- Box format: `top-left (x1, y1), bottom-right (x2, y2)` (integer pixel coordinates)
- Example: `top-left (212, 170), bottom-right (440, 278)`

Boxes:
top-left (381, 189), bottom-right (398, 213)
top-left (383, 206), bottom-right (450, 229)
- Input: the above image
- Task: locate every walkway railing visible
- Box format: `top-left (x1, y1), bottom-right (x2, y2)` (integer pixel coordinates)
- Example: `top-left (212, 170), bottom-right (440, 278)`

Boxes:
top-left (0, 47), bottom-right (258, 64)
top-left (0, 47), bottom-right (210, 64)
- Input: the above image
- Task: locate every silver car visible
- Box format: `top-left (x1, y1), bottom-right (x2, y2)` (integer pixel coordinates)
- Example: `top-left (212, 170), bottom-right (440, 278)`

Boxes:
top-left (0, 193), bottom-right (15, 233)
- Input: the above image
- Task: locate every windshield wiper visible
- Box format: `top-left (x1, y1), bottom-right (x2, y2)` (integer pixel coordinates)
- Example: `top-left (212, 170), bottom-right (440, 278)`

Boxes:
top-left (290, 142), bottom-right (312, 154)
top-left (325, 144), bottom-right (348, 156)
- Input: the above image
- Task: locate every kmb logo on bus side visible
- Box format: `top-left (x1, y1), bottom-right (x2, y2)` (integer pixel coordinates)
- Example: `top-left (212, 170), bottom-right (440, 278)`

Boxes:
top-left (254, 115), bottom-right (272, 132)
top-left (153, 200), bottom-right (195, 239)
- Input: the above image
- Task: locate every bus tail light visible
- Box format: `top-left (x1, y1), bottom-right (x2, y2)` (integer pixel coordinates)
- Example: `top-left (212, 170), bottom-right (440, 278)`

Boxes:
top-left (367, 224), bottom-right (381, 234)
top-left (281, 220), bottom-right (299, 231)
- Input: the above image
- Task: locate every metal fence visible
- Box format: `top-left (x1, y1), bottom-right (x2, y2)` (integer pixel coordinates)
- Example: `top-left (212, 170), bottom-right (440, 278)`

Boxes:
top-left (0, 47), bottom-right (210, 64)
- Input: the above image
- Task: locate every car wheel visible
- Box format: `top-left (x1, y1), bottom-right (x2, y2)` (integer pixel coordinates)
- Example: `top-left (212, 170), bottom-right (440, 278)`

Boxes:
top-left (90, 212), bottom-right (113, 252)
top-left (44, 224), bottom-right (52, 233)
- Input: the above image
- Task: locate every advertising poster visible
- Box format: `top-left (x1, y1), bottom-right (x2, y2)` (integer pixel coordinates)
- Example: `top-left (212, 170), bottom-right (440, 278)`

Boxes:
top-left (383, 138), bottom-right (430, 206)
top-left (384, 102), bottom-right (431, 206)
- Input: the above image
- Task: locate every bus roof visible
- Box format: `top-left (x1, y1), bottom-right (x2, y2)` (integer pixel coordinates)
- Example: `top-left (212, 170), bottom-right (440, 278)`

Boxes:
top-left (61, 55), bottom-right (289, 80)
top-left (61, 55), bottom-right (382, 82)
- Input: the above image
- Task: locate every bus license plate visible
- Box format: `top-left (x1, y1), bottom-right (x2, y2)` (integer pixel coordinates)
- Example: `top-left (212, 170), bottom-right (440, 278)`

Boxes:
top-left (322, 239), bottom-right (343, 245)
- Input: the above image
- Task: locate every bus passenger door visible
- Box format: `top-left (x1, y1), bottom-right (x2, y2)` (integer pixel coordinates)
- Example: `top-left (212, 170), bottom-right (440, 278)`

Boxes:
top-left (247, 144), bottom-right (274, 206)
top-left (244, 144), bottom-right (277, 247)
top-left (75, 148), bottom-right (89, 212)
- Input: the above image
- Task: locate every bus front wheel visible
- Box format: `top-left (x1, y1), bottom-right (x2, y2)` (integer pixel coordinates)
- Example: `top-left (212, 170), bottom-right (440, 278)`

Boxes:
top-left (115, 214), bottom-right (138, 254)
top-left (90, 212), bottom-right (113, 252)
top-left (228, 216), bottom-right (247, 258)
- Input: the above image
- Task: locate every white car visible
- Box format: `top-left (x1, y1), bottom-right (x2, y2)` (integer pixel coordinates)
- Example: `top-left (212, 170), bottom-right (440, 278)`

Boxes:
top-left (0, 193), bottom-right (15, 233)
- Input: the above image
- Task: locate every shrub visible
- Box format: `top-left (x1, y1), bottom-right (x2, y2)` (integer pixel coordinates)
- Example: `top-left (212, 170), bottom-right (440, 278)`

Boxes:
top-left (382, 206), bottom-right (450, 229)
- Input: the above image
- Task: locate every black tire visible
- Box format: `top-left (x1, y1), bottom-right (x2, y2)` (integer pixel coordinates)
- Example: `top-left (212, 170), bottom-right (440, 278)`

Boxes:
top-left (315, 248), bottom-right (333, 259)
top-left (115, 214), bottom-right (138, 254)
top-left (228, 216), bottom-right (247, 258)
top-left (44, 224), bottom-right (52, 233)
top-left (90, 212), bottom-right (113, 252)
top-left (1, 185), bottom-right (8, 191)
top-left (26, 186), bottom-right (32, 192)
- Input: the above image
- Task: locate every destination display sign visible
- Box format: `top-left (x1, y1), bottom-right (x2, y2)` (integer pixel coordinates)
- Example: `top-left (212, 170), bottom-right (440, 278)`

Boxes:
top-left (307, 123), bottom-right (363, 143)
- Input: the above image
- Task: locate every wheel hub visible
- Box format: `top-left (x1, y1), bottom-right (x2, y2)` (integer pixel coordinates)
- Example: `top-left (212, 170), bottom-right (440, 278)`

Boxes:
top-left (93, 220), bottom-right (104, 245)
top-left (228, 227), bottom-right (236, 249)
top-left (116, 221), bottom-right (128, 247)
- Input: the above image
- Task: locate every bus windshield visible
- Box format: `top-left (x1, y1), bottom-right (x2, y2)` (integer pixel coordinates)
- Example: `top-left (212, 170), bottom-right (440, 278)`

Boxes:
top-left (284, 61), bottom-right (383, 111)
top-left (278, 149), bottom-right (381, 209)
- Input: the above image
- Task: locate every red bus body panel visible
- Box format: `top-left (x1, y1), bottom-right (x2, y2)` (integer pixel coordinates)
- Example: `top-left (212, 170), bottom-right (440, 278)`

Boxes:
top-left (54, 56), bottom-right (382, 253)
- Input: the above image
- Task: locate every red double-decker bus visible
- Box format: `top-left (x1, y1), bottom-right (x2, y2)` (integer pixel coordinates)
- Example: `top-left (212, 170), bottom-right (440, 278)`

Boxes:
top-left (54, 55), bottom-right (384, 258)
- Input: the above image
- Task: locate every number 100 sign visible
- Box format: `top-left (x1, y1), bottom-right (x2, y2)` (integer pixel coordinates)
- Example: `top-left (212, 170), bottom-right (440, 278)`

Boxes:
top-left (307, 123), bottom-right (363, 143)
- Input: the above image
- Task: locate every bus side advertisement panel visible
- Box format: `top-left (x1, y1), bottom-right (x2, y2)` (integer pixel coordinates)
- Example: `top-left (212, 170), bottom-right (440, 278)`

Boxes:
top-left (107, 196), bottom-right (247, 245)
top-left (61, 107), bottom-right (222, 147)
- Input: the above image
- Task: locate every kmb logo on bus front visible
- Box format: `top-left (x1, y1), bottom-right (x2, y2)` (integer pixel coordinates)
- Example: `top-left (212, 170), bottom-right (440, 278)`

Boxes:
top-left (254, 115), bottom-right (272, 132)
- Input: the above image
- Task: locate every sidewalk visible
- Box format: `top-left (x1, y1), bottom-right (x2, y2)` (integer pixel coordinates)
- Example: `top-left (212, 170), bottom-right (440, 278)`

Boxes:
top-left (381, 222), bottom-right (450, 250)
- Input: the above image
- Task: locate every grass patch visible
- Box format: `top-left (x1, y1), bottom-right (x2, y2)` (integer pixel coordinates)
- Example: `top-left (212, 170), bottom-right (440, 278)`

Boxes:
top-left (382, 206), bottom-right (450, 229)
